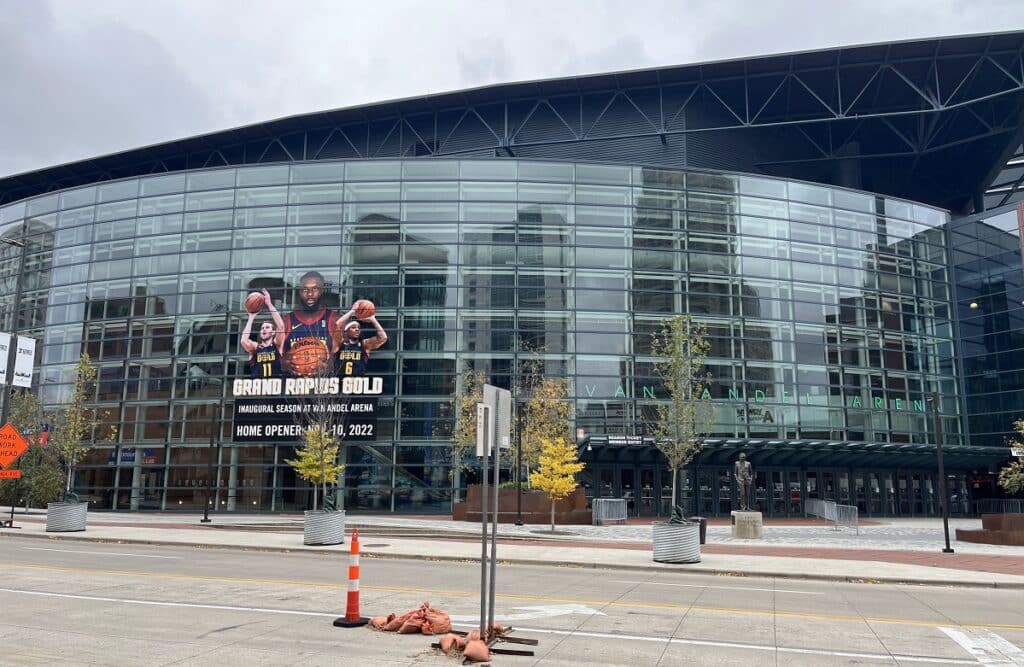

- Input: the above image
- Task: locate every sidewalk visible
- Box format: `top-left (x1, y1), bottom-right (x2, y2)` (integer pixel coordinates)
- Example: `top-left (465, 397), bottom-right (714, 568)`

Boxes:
top-left (2, 508), bottom-right (1023, 588)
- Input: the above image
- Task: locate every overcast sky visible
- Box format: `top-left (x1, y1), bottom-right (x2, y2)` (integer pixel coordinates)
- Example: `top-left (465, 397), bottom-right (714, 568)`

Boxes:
top-left (2, 0), bottom-right (1023, 177)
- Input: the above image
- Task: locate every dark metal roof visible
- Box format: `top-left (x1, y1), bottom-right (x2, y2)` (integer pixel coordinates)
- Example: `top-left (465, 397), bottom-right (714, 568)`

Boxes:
top-left (3, 31), bottom-right (1024, 212)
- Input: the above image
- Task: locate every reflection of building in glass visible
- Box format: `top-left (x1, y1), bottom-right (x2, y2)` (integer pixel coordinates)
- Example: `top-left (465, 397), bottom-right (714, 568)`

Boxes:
top-left (1, 32), bottom-right (1023, 516)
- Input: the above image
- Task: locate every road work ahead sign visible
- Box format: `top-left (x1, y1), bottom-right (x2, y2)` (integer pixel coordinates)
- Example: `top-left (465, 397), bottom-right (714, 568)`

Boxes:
top-left (0, 423), bottom-right (28, 469)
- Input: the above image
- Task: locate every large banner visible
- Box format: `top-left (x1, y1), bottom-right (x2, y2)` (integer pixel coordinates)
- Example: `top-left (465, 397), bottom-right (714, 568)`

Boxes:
top-left (232, 273), bottom-right (387, 443)
top-left (232, 379), bottom-right (381, 442)
top-left (0, 333), bottom-right (35, 387)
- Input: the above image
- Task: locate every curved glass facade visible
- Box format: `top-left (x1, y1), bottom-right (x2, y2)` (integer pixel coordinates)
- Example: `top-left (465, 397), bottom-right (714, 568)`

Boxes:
top-left (0, 159), bottom-right (959, 514)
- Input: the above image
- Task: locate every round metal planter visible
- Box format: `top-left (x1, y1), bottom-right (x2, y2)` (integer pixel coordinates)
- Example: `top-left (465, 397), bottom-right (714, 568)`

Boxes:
top-left (46, 502), bottom-right (88, 532)
top-left (303, 510), bottom-right (345, 546)
top-left (652, 522), bottom-right (701, 563)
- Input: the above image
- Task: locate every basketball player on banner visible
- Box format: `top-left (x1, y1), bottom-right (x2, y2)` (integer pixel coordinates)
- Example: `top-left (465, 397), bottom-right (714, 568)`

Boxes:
top-left (281, 270), bottom-right (339, 377)
top-left (334, 298), bottom-right (387, 377)
top-left (239, 288), bottom-right (285, 378)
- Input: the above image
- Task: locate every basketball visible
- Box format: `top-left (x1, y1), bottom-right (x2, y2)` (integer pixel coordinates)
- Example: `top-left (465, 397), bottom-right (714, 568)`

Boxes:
top-left (288, 339), bottom-right (331, 377)
top-left (353, 299), bottom-right (376, 320)
top-left (244, 292), bottom-right (264, 314)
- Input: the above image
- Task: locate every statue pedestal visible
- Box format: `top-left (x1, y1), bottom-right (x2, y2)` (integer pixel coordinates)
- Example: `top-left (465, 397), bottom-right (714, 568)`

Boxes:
top-left (731, 510), bottom-right (763, 539)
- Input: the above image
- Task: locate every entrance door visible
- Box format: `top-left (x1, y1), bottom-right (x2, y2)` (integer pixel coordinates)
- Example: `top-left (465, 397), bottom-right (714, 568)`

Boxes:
top-left (698, 468), bottom-right (715, 515)
top-left (637, 467), bottom-right (658, 517)
top-left (771, 471), bottom-right (786, 516)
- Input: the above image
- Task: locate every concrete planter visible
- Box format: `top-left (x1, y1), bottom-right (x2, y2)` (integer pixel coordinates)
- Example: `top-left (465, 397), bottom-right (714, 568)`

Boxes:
top-left (652, 522), bottom-right (701, 563)
top-left (46, 502), bottom-right (88, 532)
top-left (303, 510), bottom-right (345, 546)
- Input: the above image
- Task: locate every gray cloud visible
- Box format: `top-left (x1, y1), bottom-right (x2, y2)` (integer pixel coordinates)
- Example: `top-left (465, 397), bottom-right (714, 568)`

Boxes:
top-left (0, 1), bottom-right (218, 176)
top-left (1, 0), bottom-right (1022, 177)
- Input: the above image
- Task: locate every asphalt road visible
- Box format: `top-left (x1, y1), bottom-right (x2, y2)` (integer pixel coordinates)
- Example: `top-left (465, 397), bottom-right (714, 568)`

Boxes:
top-left (0, 535), bottom-right (1022, 666)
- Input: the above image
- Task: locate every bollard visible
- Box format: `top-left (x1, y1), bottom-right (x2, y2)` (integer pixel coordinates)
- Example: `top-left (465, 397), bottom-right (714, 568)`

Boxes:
top-left (333, 527), bottom-right (369, 628)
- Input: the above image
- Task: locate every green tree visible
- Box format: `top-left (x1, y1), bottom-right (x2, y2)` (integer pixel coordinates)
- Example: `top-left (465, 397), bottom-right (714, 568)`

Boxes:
top-left (519, 354), bottom-right (573, 478)
top-left (48, 353), bottom-right (115, 502)
top-left (530, 436), bottom-right (585, 531)
top-left (285, 424), bottom-right (345, 511)
top-left (650, 314), bottom-right (714, 513)
top-left (0, 391), bottom-right (62, 509)
top-left (999, 419), bottom-right (1024, 494)
top-left (451, 367), bottom-right (486, 504)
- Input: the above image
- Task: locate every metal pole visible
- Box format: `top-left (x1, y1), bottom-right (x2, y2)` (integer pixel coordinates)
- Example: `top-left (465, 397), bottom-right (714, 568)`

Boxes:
top-left (478, 406), bottom-right (490, 639)
top-left (1, 222), bottom-right (28, 426)
top-left (488, 426), bottom-right (499, 637)
top-left (930, 393), bottom-right (953, 553)
top-left (1, 225), bottom-right (28, 530)
top-left (514, 415), bottom-right (523, 526)
top-left (201, 408), bottom-right (215, 523)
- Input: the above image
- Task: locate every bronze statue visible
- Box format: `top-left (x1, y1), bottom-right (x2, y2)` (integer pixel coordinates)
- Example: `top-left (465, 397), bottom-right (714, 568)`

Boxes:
top-left (734, 452), bottom-right (754, 511)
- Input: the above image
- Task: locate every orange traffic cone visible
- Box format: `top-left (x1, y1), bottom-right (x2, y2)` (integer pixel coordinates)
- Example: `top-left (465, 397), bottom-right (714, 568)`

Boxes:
top-left (333, 527), bottom-right (369, 627)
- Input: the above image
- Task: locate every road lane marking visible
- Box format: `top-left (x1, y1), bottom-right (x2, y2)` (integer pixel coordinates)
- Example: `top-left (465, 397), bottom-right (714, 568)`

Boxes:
top-left (1, 560), bottom-right (1022, 632)
top-left (608, 579), bottom-right (823, 595)
top-left (0, 587), bottom-right (338, 618)
top-left (449, 604), bottom-right (605, 623)
top-left (21, 547), bottom-right (180, 560)
top-left (452, 622), bottom-right (975, 664)
top-left (940, 627), bottom-right (1024, 665)
top-left (0, 586), bottom-right (977, 665)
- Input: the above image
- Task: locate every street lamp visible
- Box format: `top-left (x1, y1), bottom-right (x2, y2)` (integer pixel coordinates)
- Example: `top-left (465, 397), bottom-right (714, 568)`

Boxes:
top-left (927, 393), bottom-right (954, 554)
top-left (0, 224), bottom-right (28, 426)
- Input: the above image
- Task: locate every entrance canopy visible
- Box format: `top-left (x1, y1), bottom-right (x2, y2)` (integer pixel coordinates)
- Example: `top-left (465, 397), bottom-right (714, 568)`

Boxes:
top-left (579, 435), bottom-right (1012, 472)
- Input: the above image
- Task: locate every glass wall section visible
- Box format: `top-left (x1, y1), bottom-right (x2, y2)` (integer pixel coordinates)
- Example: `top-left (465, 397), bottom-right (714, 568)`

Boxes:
top-left (951, 204), bottom-right (1024, 448)
top-left (0, 160), bottom-right (958, 512)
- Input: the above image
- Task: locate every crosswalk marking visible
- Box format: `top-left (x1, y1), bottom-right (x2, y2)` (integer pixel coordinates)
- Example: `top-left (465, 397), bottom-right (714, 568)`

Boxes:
top-left (941, 627), bottom-right (1024, 665)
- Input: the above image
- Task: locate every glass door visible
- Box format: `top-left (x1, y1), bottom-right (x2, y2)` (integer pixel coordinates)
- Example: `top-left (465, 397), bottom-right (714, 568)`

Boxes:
top-left (638, 468), bottom-right (657, 516)
top-left (788, 471), bottom-right (802, 515)
top-left (898, 473), bottom-right (910, 515)
top-left (621, 468), bottom-right (636, 516)
top-left (868, 472), bottom-right (881, 515)
top-left (771, 471), bottom-right (786, 516)
top-left (753, 469), bottom-right (768, 513)
top-left (698, 468), bottom-right (715, 515)
top-left (717, 467), bottom-right (732, 514)
top-left (837, 472), bottom-right (851, 505)
top-left (853, 473), bottom-right (866, 513)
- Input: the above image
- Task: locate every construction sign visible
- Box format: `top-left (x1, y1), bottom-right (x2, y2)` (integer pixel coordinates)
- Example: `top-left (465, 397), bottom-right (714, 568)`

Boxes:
top-left (0, 470), bottom-right (22, 479)
top-left (0, 423), bottom-right (29, 469)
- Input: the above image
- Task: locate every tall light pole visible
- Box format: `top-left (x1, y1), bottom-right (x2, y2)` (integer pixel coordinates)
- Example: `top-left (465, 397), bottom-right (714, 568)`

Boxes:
top-left (0, 222), bottom-right (28, 426)
top-left (927, 392), bottom-right (954, 553)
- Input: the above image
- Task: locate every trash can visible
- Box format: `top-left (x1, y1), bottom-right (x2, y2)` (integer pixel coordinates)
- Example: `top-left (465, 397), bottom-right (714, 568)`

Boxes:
top-left (688, 516), bottom-right (707, 544)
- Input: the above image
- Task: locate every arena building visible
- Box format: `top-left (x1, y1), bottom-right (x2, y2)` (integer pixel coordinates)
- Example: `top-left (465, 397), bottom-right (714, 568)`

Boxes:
top-left (2, 31), bottom-right (1023, 517)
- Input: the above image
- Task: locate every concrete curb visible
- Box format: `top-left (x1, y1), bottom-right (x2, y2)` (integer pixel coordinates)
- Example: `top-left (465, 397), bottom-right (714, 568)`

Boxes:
top-left (4, 528), bottom-right (1020, 589)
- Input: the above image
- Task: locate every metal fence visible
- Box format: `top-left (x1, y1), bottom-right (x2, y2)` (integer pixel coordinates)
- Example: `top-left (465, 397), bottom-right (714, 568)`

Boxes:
top-left (805, 499), bottom-right (859, 534)
top-left (592, 498), bottom-right (628, 525)
top-left (972, 498), bottom-right (1024, 514)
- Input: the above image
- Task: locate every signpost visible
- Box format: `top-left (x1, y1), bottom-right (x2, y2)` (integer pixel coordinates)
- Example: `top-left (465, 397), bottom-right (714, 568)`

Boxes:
top-left (0, 422), bottom-right (29, 528)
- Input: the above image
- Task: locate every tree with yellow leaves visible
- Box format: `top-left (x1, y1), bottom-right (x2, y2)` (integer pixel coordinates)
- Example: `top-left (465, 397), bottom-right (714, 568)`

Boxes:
top-left (285, 424), bottom-right (345, 511)
top-left (530, 436), bottom-right (585, 531)
top-left (519, 354), bottom-right (572, 477)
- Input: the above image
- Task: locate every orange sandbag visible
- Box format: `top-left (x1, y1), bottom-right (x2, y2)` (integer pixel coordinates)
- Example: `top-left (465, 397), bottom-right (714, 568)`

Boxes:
top-left (466, 629), bottom-right (481, 642)
top-left (422, 608), bottom-right (451, 635)
top-left (463, 639), bottom-right (490, 662)
top-left (369, 616), bottom-right (389, 629)
top-left (439, 634), bottom-right (459, 654)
